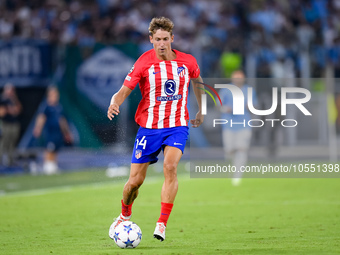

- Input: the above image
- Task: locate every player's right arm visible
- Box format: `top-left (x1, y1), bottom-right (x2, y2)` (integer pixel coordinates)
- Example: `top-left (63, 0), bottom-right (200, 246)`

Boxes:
top-left (107, 85), bottom-right (133, 120)
top-left (108, 56), bottom-right (143, 120)
top-left (33, 113), bottom-right (46, 138)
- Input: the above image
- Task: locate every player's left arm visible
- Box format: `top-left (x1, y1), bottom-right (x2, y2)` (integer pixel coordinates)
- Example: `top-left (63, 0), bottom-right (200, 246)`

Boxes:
top-left (32, 113), bottom-right (46, 138)
top-left (190, 75), bottom-right (205, 128)
top-left (59, 116), bottom-right (73, 143)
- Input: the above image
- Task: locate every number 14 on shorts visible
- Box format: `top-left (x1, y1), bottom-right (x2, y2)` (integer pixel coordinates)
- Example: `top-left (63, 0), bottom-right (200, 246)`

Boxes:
top-left (136, 136), bottom-right (147, 149)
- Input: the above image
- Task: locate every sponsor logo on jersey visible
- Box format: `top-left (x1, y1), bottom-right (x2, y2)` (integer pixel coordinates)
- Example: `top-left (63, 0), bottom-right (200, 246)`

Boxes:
top-left (177, 66), bottom-right (186, 77)
top-left (157, 95), bottom-right (182, 101)
top-left (125, 75), bottom-right (131, 81)
top-left (153, 71), bottom-right (161, 75)
top-left (164, 79), bottom-right (176, 96)
top-left (135, 149), bottom-right (142, 159)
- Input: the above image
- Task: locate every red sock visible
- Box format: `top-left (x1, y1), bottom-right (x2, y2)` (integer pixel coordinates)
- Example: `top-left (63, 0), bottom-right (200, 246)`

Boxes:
top-left (121, 199), bottom-right (133, 217)
top-left (157, 202), bottom-right (173, 226)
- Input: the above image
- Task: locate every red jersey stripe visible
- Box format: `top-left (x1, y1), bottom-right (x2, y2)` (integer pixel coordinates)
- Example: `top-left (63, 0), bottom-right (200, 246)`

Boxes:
top-left (180, 64), bottom-right (189, 126)
top-left (174, 62), bottom-right (184, 127)
top-left (169, 61), bottom-right (180, 128)
top-left (163, 61), bottom-right (174, 128)
top-left (152, 64), bottom-right (162, 129)
top-left (157, 61), bottom-right (167, 128)
top-left (145, 65), bottom-right (155, 128)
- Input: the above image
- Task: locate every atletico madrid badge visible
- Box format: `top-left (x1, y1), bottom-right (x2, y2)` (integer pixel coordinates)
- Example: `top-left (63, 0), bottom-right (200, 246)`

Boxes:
top-left (135, 149), bottom-right (142, 159)
top-left (177, 66), bottom-right (186, 78)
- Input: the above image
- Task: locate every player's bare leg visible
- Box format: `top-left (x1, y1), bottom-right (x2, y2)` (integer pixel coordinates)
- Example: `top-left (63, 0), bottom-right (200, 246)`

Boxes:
top-left (45, 151), bottom-right (56, 161)
top-left (232, 149), bottom-right (248, 186)
top-left (154, 146), bottom-right (182, 241)
top-left (43, 151), bottom-right (58, 175)
top-left (123, 162), bottom-right (150, 204)
top-left (161, 146), bottom-right (182, 203)
top-left (109, 162), bottom-right (149, 239)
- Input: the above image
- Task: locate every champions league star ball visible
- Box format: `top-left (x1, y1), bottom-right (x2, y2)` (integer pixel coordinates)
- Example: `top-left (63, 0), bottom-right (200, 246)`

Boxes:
top-left (113, 221), bottom-right (142, 248)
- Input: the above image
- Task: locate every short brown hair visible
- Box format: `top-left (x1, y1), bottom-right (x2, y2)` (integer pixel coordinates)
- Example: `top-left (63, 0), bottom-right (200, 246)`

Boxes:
top-left (149, 17), bottom-right (174, 36)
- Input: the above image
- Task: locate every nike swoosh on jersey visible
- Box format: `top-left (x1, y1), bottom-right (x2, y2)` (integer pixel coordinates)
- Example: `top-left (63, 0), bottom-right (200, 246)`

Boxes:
top-left (153, 71), bottom-right (161, 74)
top-left (174, 142), bottom-right (182, 145)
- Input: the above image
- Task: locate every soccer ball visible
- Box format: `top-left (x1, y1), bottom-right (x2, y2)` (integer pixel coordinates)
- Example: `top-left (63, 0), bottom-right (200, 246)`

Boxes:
top-left (112, 221), bottom-right (142, 248)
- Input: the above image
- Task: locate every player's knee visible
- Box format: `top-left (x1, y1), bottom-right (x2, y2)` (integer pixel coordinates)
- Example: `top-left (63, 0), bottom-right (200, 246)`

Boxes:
top-left (163, 161), bottom-right (177, 172)
top-left (163, 162), bottom-right (177, 180)
top-left (128, 176), bottom-right (144, 190)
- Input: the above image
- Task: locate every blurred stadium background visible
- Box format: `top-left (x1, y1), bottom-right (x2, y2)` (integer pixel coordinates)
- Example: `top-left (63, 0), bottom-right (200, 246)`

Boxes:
top-left (1, 0), bottom-right (340, 174)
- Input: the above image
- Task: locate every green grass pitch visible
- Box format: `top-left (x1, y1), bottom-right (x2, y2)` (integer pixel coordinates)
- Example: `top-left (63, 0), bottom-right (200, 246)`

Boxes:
top-left (0, 164), bottom-right (339, 254)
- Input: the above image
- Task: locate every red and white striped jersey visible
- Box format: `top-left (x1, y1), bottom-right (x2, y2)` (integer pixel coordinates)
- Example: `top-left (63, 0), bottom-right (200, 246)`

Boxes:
top-left (123, 49), bottom-right (200, 129)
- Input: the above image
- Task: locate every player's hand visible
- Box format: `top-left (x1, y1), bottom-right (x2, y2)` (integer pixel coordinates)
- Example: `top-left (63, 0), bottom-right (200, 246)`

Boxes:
top-left (190, 111), bottom-right (204, 128)
top-left (63, 132), bottom-right (73, 144)
top-left (33, 128), bottom-right (41, 138)
top-left (107, 103), bottom-right (120, 120)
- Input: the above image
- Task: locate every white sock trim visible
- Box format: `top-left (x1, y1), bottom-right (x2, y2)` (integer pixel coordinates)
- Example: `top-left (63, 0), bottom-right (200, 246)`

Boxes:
top-left (120, 213), bottom-right (131, 220)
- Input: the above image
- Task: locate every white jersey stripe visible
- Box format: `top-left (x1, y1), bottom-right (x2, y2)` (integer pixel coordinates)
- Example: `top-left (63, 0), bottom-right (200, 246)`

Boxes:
top-left (169, 61), bottom-right (179, 128)
top-left (180, 64), bottom-right (189, 126)
top-left (158, 62), bottom-right (167, 129)
top-left (146, 65), bottom-right (155, 128)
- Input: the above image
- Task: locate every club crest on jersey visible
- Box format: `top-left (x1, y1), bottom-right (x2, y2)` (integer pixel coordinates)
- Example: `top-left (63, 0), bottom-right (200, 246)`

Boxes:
top-left (164, 79), bottom-right (176, 96)
top-left (177, 67), bottom-right (186, 78)
top-left (135, 149), bottom-right (142, 159)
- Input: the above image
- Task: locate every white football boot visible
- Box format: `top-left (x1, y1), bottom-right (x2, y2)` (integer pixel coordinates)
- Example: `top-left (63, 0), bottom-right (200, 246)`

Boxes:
top-left (153, 222), bottom-right (166, 241)
top-left (109, 214), bottom-right (131, 239)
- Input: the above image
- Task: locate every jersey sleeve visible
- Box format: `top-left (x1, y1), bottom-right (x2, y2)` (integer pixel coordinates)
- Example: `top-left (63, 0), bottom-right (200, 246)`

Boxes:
top-left (123, 58), bottom-right (144, 90)
top-left (189, 55), bottom-right (200, 79)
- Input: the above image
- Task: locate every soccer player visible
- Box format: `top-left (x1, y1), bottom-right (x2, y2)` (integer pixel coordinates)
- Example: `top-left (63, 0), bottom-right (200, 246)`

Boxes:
top-left (33, 86), bottom-right (73, 174)
top-left (219, 70), bottom-right (257, 186)
top-left (107, 17), bottom-right (204, 241)
top-left (0, 83), bottom-right (22, 166)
